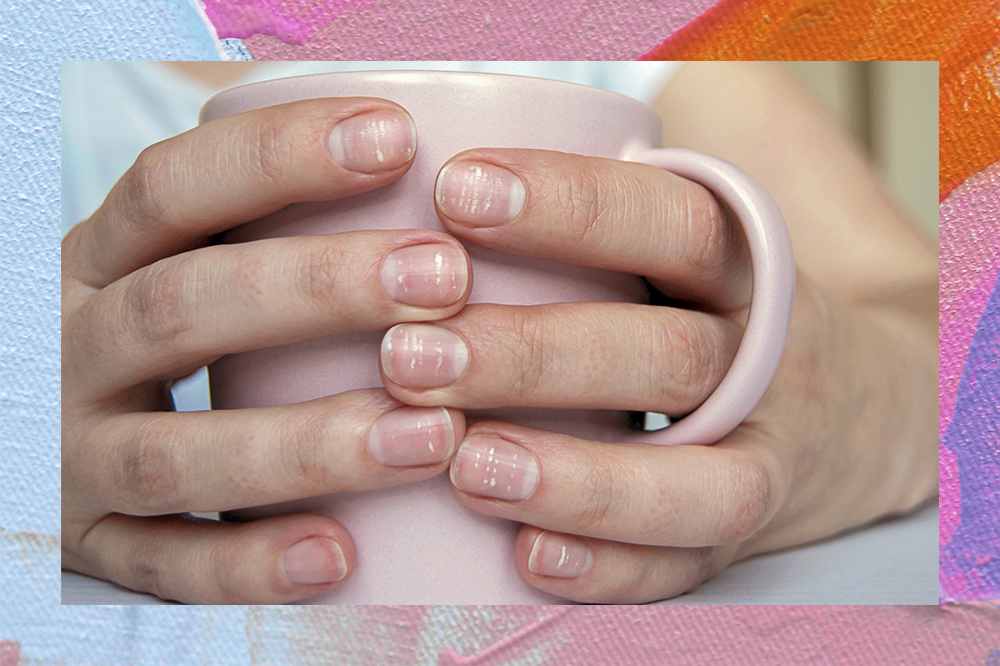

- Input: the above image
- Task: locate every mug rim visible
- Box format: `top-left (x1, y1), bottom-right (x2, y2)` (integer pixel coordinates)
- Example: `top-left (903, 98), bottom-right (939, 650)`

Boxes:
top-left (200, 69), bottom-right (657, 125)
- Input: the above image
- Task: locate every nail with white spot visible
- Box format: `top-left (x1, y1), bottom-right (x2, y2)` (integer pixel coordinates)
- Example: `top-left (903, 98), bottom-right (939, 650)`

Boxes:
top-left (381, 324), bottom-right (469, 389)
top-left (381, 243), bottom-right (468, 308)
top-left (450, 435), bottom-right (538, 502)
top-left (367, 406), bottom-right (456, 467)
top-left (328, 109), bottom-right (416, 173)
top-left (435, 161), bottom-right (526, 227)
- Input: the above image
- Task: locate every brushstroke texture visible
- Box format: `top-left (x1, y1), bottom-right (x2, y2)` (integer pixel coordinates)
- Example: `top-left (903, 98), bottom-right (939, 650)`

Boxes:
top-left (240, 605), bottom-right (1000, 665)
top-left (202, 0), bottom-right (373, 45)
top-left (939, 161), bottom-right (1000, 578)
top-left (940, 270), bottom-right (1000, 601)
top-left (227, 0), bottom-right (724, 60)
top-left (641, 0), bottom-right (1000, 202)
top-left (940, 161), bottom-right (1000, 438)
top-left (639, 0), bottom-right (1000, 603)
top-left (2, 0), bottom-right (998, 661)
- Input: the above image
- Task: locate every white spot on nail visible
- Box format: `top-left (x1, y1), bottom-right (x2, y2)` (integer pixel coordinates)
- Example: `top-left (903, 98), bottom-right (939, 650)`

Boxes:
top-left (374, 119), bottom-right (386, 162)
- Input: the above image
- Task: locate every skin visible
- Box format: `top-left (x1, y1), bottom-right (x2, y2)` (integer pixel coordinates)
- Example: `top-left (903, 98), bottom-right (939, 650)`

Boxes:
top-left (62, 62), bottom-right (937, 604)
top-left (62, 96), bottom-right (471, 603)
top-left (385, 62), bottom-right (937, 602)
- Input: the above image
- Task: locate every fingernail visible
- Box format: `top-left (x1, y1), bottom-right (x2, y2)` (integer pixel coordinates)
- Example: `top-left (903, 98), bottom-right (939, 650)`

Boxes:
top-left (449, 434), bottom-right (539, 501)
top-left (381, 324), bottom-right (469, 388)
top-left (280, 537), bottom-right (348, 585)
top-left (435, 161), bottom-right (526, 227)
top-left (528, 531), bottom-right (593, 578)
top-left (328, 109), bottom-right (416, 173)
top-left (368, 407), bottom-right (456, 467)
top-left (380, 243), bottom-right (468, 307)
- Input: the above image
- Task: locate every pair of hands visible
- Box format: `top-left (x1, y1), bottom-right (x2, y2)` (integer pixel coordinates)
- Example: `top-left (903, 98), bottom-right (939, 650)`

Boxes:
top-left (62, 63), bottom-right (938, 604)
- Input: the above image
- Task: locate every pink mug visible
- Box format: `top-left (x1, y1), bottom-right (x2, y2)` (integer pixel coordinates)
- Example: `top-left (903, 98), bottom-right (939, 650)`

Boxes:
top-left (201, 70), bottom-right (795, 604)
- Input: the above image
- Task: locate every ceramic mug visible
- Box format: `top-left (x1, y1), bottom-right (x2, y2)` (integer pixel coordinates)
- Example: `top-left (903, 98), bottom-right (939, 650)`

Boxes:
top-left (201, 70), bottom-right (795, 604)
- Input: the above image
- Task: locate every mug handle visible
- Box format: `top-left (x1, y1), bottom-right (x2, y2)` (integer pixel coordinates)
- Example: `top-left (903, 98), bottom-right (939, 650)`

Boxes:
top-left (620, 147), bottom-right (796, 446)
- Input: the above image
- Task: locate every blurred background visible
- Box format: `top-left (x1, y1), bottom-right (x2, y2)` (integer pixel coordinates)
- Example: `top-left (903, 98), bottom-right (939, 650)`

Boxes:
top-left (780, 61), bottom-right (938, 237)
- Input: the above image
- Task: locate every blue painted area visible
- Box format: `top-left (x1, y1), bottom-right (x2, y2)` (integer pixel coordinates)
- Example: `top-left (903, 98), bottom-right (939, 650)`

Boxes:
top-left (0, 0), bottom-right (234, 661)
top-left (941, 272), bottom-right (1000, 601)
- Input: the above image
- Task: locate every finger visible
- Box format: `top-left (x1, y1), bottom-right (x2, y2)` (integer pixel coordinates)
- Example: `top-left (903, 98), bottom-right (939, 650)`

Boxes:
top-left (67, 230), bottom-right (470, 397)
top-left (69, 512), bottom-right (356, 604)
top-left (67, 390), bottom-right (465, 517)
top-left (64, 97), bottom-right (418, 289)
top-left (433, 149), bottom-right (751, 309)
top-left (513, 525), bottom-right (737, 604)
top-left (379, 302), bottom-right (742, 417)
top-left (446, 422), bottom-right (785, 548)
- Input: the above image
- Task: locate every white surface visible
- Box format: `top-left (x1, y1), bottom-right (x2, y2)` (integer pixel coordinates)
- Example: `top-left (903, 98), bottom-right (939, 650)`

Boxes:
top-left (62, 501), bottom-right (938, 605)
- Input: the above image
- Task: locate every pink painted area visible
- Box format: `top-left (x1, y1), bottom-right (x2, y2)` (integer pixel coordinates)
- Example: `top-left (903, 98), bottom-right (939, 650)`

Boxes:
top-left (433, 606), bottom-right (1000, 666)
top-left (940, 443), bottom-right (961, 547)
top-left (248, 605), bottom-right (1000, 664)
top-left (202, 0), bottom-right (372, 45)
top-left (0, 642), bottom-right (20, 666)
top-left (939, 159), bottom-right (1000, 437)
top-left (235, 0), bottom-right (723, 59)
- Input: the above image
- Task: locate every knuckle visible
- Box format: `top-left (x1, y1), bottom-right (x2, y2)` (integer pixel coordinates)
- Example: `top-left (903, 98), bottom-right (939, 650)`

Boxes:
top-left (507, 310), bottom-right (551, 400)
top-left (676, 185), bottom-right (733, 280)
top-left (123, 143), bottom-right (174, 230)
top-left (115, 421), bottom-right (184, 514)
top-left (681, 546), bottom-right (721, 593)
top-left (555, 169), bottom-right (609, 244)
top-left (282, 411), bottom-right (335, 492)
top-left (297, 242), bottom-right (349, 317)
top-left (605, 552), bottom-right (653, 603)
top-left (650, 313), bottom-right (724, 407)
top-left (123, 257), bottom-right (194, 347)
top-left (574, 454), bottom-right (630, 535)
top-left (206, 540), bottom-right (253, 603)
top-left (122, 538), bottom-right (170, 600)
top-left (248, 112), bottom-right (296, 189)
top-left (715, 455), bottom-right (775, 544)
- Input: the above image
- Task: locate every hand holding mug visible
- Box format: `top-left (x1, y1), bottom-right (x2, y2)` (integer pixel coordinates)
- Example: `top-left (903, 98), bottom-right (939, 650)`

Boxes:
top-left (382, 64), bottom-right (938, 603)
top-left (61, 97), bottom-right (472, 603)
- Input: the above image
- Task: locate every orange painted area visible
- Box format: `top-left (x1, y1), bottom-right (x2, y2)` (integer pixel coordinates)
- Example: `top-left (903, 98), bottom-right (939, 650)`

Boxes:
top-left (642, 0), bottom-right (1000, 201)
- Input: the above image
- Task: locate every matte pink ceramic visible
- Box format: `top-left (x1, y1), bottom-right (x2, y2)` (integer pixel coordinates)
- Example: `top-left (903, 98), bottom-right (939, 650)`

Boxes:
top-left (201, 71), bottom-right (794, 604)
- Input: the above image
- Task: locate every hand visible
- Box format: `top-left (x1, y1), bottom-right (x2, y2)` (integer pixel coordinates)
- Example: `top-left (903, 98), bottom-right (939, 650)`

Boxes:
top-left (378, 62), bottom-right (938, 603)
top-left (62, 97), bottom-right (471, 603)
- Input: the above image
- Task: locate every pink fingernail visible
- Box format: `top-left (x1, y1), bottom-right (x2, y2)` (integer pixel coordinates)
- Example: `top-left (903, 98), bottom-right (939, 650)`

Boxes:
top-left (380, 243), bottom-right (468, 307)
top-left (449, 435), bottom-right (539, 501)
top-left (280, 537), bottom-right (347, 585)
top-left (527, 531), bottom-right (593, 578)
top-left (368, 407), bottom-right (456, 467)
top-left (381, 324), bottom-right (469, 388)
top-left (328, 109), bottom-right (416, 173)
top-left (435, 161), bottom-right (526, 227)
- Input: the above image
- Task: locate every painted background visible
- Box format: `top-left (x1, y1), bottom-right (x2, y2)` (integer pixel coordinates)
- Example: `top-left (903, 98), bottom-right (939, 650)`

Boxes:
top-left (2, 0), bottom-right (999, 663)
